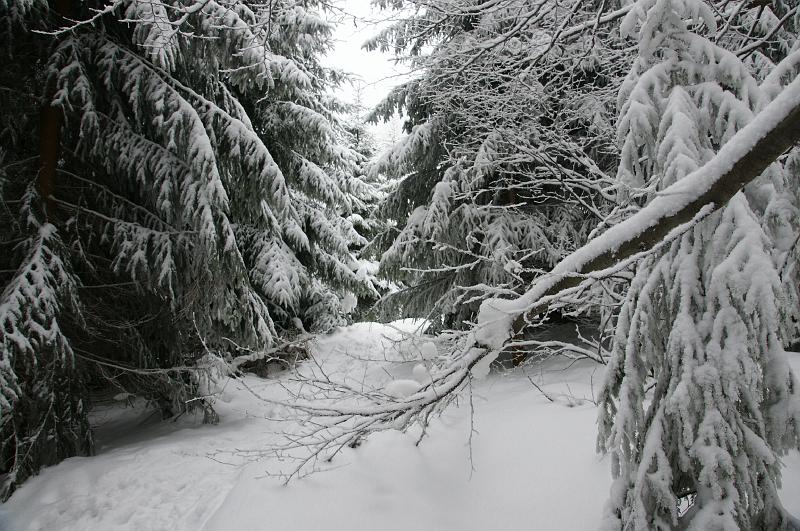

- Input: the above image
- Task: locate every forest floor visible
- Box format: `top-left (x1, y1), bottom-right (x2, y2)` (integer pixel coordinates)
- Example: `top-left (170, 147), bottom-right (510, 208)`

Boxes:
top-left (3, 320), bottom-right (799, 531)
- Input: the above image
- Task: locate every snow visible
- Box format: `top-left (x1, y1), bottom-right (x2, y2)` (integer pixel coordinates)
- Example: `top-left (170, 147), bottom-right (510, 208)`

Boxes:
top-left (112, 392), bottom-right (133, 402)
top-left (469, 348), bottom-right (499, 379)
top-left (475, 72), bottom-right (800, 349)
top-left (339, 292), bottom-right (358, 314)
top-left (420, 341), bottom-right (438, 360)
top-left (384, 379), bottom-right (421, 398)
top-left (3, 323), bottom-right (798, 531)
top-left (411, 363), bottom-right (430, 384)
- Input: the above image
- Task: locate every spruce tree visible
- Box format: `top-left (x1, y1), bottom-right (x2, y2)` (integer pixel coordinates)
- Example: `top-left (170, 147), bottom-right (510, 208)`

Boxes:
top-left (340, 93), bottom-right (391, 317)
top-left (0, 0), bottom-right (370, 497)
top-left (596, 0), bottom-right (800, 528)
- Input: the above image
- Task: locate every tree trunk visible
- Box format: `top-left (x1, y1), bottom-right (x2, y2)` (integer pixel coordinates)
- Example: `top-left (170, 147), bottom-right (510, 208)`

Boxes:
top-left (37, 0), bottom-right (74, 216)
top-left (37, 105), bottom-right (61, 216)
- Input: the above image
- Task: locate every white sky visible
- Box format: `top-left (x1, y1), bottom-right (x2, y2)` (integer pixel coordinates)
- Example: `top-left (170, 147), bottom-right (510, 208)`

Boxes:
top-left (326, 1), bottom-right (409, 147)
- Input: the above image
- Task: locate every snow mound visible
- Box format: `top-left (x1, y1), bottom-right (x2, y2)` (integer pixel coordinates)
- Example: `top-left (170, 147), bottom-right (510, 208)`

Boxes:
top-left (384, 379), bottom-right (421, 398)
top-left (412, 363), bottom-right (430, 384)
top-left (420, 341), bottom-right (438, 360)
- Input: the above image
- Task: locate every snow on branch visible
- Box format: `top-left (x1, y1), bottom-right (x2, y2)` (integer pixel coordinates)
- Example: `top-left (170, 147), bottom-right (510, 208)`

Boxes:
top-left (474, 73), bottom-right (800, 350)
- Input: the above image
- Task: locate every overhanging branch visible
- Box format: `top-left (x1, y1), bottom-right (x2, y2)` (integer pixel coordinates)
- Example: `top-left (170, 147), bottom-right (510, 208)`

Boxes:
top-left (475, 74), bottom-right (800, 349)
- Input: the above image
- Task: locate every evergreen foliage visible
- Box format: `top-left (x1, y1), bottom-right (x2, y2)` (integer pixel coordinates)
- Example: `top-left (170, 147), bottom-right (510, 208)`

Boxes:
top-left (365, 0), bottom-right (627, 329)
top-left (340, 97), bottom-right (392, 317)
top-left (596, 0), bottom-right (800, 528)
top-left (0, 0), bottom-right (371, 497)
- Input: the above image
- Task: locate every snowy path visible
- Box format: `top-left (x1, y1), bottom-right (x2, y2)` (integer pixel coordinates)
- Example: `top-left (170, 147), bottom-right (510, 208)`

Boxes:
top-left (3, 322), bottom-right (798, 531)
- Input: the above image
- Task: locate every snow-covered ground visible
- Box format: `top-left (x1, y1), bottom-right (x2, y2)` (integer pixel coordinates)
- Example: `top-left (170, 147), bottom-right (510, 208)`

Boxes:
top-left (2, 321), bottom-right (799, 531)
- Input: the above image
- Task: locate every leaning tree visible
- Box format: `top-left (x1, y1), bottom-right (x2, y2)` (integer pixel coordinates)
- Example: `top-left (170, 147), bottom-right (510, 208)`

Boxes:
top-left (596, 0), bottom-right (800, 527)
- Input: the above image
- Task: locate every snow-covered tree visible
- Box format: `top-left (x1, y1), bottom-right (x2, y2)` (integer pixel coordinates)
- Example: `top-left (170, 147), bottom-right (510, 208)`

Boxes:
top-left (0, 0), bottom-right (371, 497)
top-left (339, 95), bottom-right (393, 317)
top-left (596, 0), bottom-right (800, 528)
top-left (364, 0), bottom-right (626, 329)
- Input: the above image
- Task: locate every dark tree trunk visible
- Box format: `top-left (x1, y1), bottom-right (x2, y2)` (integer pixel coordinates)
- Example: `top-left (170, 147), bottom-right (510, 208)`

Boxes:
top-left (37, 104), bottom-right (61, 215)
top-left (36, 0), bottom-right (74, 215)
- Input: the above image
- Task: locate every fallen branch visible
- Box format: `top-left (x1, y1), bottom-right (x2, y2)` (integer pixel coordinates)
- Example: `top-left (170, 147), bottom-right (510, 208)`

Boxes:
top-left (474, 73), bottom-right (800, 350)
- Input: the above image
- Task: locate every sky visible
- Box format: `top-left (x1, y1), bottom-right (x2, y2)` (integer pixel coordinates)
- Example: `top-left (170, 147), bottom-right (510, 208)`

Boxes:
top-left (326, 1), bottom-right (409, 147)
